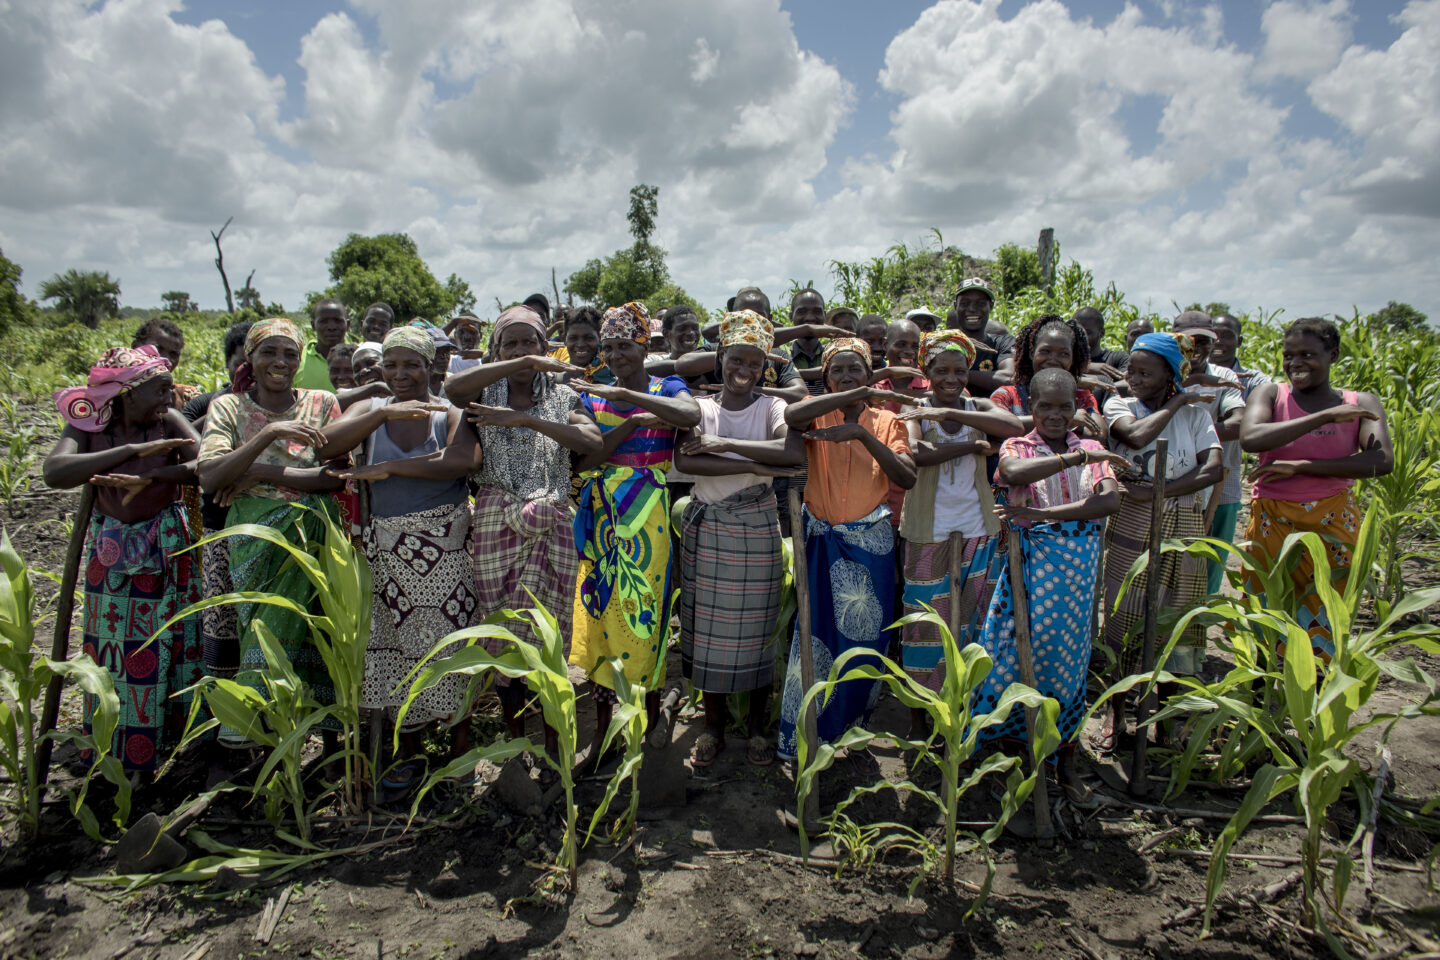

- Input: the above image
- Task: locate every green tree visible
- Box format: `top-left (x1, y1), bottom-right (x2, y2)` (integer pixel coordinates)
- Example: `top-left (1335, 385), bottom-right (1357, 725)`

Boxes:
top-left (313, 233), bottom-right (455, 323)
top-left (39, 268), bottom-right (121, 329)
top-left (160, 290), bottom-right (198, 314)
top-left (444, 273), bottom-right (476, 315)
top-left (992, 243), bottom-right (1043, 299)
top-left (642, 282), bottom-right (707, 320)
top-left (565, 184), bottom-right (670, 308)
top-left (0, 248), bottom-right (36, 336)
top-left (1369, 300), bottom-right (1427, 333)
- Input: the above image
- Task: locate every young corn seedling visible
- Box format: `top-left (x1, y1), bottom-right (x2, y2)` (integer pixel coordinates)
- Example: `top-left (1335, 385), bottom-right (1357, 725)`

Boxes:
top-left (795, 607), bottom-right (1059, 910)
top-left (1095, 503), bottom-right (1440, 944)
top-left (157, 503), bottom-right (372, 841)
top-left (397, 601), bottom-right (585, 889)
top-left (0, 529), bottom-right (129, 844)
top-left (584, 647), bottom-right (665, 848)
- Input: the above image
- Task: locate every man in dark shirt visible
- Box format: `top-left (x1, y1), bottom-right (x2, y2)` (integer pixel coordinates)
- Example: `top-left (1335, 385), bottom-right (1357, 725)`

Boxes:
top-left (950, 277), bottom-right (1014, 394)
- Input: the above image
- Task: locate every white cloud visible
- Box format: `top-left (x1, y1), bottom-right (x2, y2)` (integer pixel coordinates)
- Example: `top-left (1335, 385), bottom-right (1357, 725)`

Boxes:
top-left (1256, 0), bottom-right (1351, 82)
top-left (0, 0), bottom-right (1435, 328)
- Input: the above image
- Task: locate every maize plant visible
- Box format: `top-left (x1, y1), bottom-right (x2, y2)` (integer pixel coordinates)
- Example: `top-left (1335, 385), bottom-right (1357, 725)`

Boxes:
top-left (1094, 504), bottom-right (1440, 944)
top-left (0, 529), bottom-right (130, 845)
top-left (795, 608), bottom-right (1058, 910)
top-left (397, 602), bottom-right (586, 888)
top-left (157, 504), bottom-right (372, 841)
top-left (583, 653), bottom-right (655, 848)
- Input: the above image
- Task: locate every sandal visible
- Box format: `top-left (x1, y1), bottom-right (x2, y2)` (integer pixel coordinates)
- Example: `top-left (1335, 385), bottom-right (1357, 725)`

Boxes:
top-left (690, 731), bottom-right (724, 768)
top-left (1062, 779), bottom-right (1100, 810)
top-left (1090, 713), bottom-right (1117, 756)
top-left (746, 735), bottom-right (775, 767)
top-left (381, 759), bottom-right (426, 793)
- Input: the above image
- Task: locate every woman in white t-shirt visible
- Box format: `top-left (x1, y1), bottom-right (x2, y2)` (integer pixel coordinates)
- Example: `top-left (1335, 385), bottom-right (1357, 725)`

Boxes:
top-left (1095, 332), bottom-right (1222, 754)
top-left (674, 311), bottom-right (805, 768)
top-left (894, 331), bottom-right (1023, 739)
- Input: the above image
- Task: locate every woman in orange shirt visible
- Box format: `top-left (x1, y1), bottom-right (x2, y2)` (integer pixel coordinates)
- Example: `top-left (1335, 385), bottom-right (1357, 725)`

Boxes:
top-left (776, 338), bottom-right (916, 760)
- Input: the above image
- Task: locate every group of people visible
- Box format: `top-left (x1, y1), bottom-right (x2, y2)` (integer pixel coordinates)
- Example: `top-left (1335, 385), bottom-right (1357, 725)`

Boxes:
top-left (43, 277), bottom-right (1393, 803)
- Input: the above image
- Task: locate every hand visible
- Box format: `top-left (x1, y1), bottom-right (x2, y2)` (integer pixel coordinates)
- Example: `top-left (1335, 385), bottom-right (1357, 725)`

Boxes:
top-left (1077, 375), bottom-right (1109, 392)
top-left (1080, 448), bottom-right (1133, 470)
top-left (1327, 403), bottom-right (1380, 424)
top-left (679, 434), bottom-right (731, 457)
top-left (529, 355), bottom-right (585, 375)
top-left (629, 412), bottom-right (679, 430)
top-left (755, 462), bottom-right (807, 478)
top-left (90, 473), bottom-right (151, 506)
top-left (1086, 361), bottom-right (1124, 381)
top-left (326, 462), bottom-right (393, 483)
top-left (1184, 372), bottom-right (1231, 389)
top-left (131, 436), bottom-right (194, 459)
top-left (214, 475), bottom-right (258, 509)
top-left (996, 503), bottom-right (1045, 524)
top-left (261, 420), bottom-right (327, 448)
top-left (1071, 410), bottom-right (1105, 436)
top-left (896, 407), bottom-right (949, 422)
top-left (1172, 391), bottom-right (1213, 407)
top-left (804, 423), bottom-right (868, 443)
top-left (466, 404), bottom-right (532, 429)
top-left (1235, 370), bottom-right (1256, 382)
top-left (697, 384), bottom-right (725, 393)
top-left (1118, 479), bottom-right (1154, 501)
top-left (386, 400), bottom-right (449, 421)
top-left (865, 387), bottom-right (922, 407)
top-left (1249, 460), bottom-right (1302, 484)
top-left (805, 324), bottom-right (853, 340)
top-left (766, 352), bottom-right (790, 365)
top-left (883, 366), bottom-right (926, 382)
top-left (576, 380), bottom-right (626, 401)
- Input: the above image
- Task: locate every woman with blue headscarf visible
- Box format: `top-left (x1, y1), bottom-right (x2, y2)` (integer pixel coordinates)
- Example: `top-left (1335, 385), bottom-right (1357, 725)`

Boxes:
top-left (1093, 332), bottom-right (1223, 754)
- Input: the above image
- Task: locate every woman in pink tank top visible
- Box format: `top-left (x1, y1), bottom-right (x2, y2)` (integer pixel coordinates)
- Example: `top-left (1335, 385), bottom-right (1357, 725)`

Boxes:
top-left (1239, 318), bottom-right (1393, 655)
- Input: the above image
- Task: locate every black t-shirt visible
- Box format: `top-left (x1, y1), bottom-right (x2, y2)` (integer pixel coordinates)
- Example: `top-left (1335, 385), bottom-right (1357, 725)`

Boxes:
top-left (182, 388), bottom-right (229, 531)
top-left (1092, 347), bottom-right (1130, 371)
top-left (973, 331), bottom-right (1016, 374)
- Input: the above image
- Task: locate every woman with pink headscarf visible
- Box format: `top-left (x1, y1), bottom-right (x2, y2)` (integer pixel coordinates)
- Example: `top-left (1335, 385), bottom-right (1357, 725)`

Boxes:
top-left (44, 345), bottom-right (204, 777)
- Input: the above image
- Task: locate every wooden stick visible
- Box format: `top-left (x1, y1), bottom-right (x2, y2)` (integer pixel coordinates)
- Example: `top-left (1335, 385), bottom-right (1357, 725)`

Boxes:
top-left (946, 531), bottom-right (965, 644)
top-left (37, 483), bottom-right (97, 785)
top-left (1007, 527), bottom-right (1053, 842)
top-left (1129, 436), bottom-right (1168, 799)
top-left (1202, 467), bottom-right (1229, 532)
top-left (788, 487), bottom-right (818, 824)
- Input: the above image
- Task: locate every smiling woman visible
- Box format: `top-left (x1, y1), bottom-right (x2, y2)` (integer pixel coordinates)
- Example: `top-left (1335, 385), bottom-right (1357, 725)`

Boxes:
top-left (43, 344), bottom-right (203, 777)
top-left (196, 319), bottom-right (345, 751)
top-left (776, 337), bottom-right (916, 760)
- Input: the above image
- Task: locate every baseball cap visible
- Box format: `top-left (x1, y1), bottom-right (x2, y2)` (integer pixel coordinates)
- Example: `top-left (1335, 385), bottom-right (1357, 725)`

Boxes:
top-left (955, 277), bottom-right (995, 302)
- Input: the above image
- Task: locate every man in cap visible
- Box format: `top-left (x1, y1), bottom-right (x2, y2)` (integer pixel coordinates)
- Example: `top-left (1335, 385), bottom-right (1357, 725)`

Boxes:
top-left (950, 278), bottom-right (1013, 394)
top-left (905, 306), bottom-right (941, 334)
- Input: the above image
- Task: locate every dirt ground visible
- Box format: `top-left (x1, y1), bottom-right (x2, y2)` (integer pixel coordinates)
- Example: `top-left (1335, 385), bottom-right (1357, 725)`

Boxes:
top-left (2, 415), bottom-right (1439, 960)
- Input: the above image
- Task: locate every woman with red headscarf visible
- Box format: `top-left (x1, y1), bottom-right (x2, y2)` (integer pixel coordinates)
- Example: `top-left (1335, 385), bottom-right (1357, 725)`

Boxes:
top-left (45, 345), bottom-right (204, 776)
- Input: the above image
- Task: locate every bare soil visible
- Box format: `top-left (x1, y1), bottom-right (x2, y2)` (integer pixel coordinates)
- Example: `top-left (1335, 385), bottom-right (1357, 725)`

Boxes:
top-left (2, 410), bottom-right (1438, 960)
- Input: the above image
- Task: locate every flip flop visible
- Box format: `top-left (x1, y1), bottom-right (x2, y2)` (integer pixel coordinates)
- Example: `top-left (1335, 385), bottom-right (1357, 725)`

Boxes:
top-left (1090, 714), bottom-right (1117, 756)
top-left (690, 731), bottom-right (724, 768)
top-left (746, 735), bottom-right (775, 767)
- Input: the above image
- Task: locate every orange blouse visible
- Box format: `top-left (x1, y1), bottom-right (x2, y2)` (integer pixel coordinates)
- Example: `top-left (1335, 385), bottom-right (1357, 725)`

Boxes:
top-left (803, 406), bottom-right (911, 524)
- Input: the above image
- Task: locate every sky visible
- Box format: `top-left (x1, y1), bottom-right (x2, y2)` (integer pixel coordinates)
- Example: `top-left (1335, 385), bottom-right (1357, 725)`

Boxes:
top-left (1, 0), bottom-right (1436, 324)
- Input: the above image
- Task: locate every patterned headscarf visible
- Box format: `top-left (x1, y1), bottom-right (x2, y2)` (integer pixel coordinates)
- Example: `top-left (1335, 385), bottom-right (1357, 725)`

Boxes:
top-left (820, 337), bottom-right (872, 377)
top-left (382, 325), bottom-right (437, 362)
top-left (54, 345), bottom-right (172, 433)
top-left (599, 302), bottom-right (650, 344)
top-left (352, 341), bottom-right (383, 365)
top-left (717, 310), bottom-right (774, 355)
top-left (244, 317), bottom-right (304, 357)
top-left (920, 329), bottom-right (977, 369)
top-left (1132, 332), bottom-right (1190, 389)
top-left (491, 305), bottom-right (549, 351)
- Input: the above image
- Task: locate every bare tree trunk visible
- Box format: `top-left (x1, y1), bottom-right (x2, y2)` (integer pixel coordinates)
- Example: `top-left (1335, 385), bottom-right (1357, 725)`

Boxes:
top-left (551, 267), bottom-right (561, 312)
top-left (212, 216), bottom-right (235, 313)
top-left (1037, 227), bottom-right (1055, 294)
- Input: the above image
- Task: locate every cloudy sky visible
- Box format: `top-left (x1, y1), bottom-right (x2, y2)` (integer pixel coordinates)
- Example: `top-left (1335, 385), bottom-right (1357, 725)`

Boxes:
top-left (2, 0), bottom-right (1436, 322)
